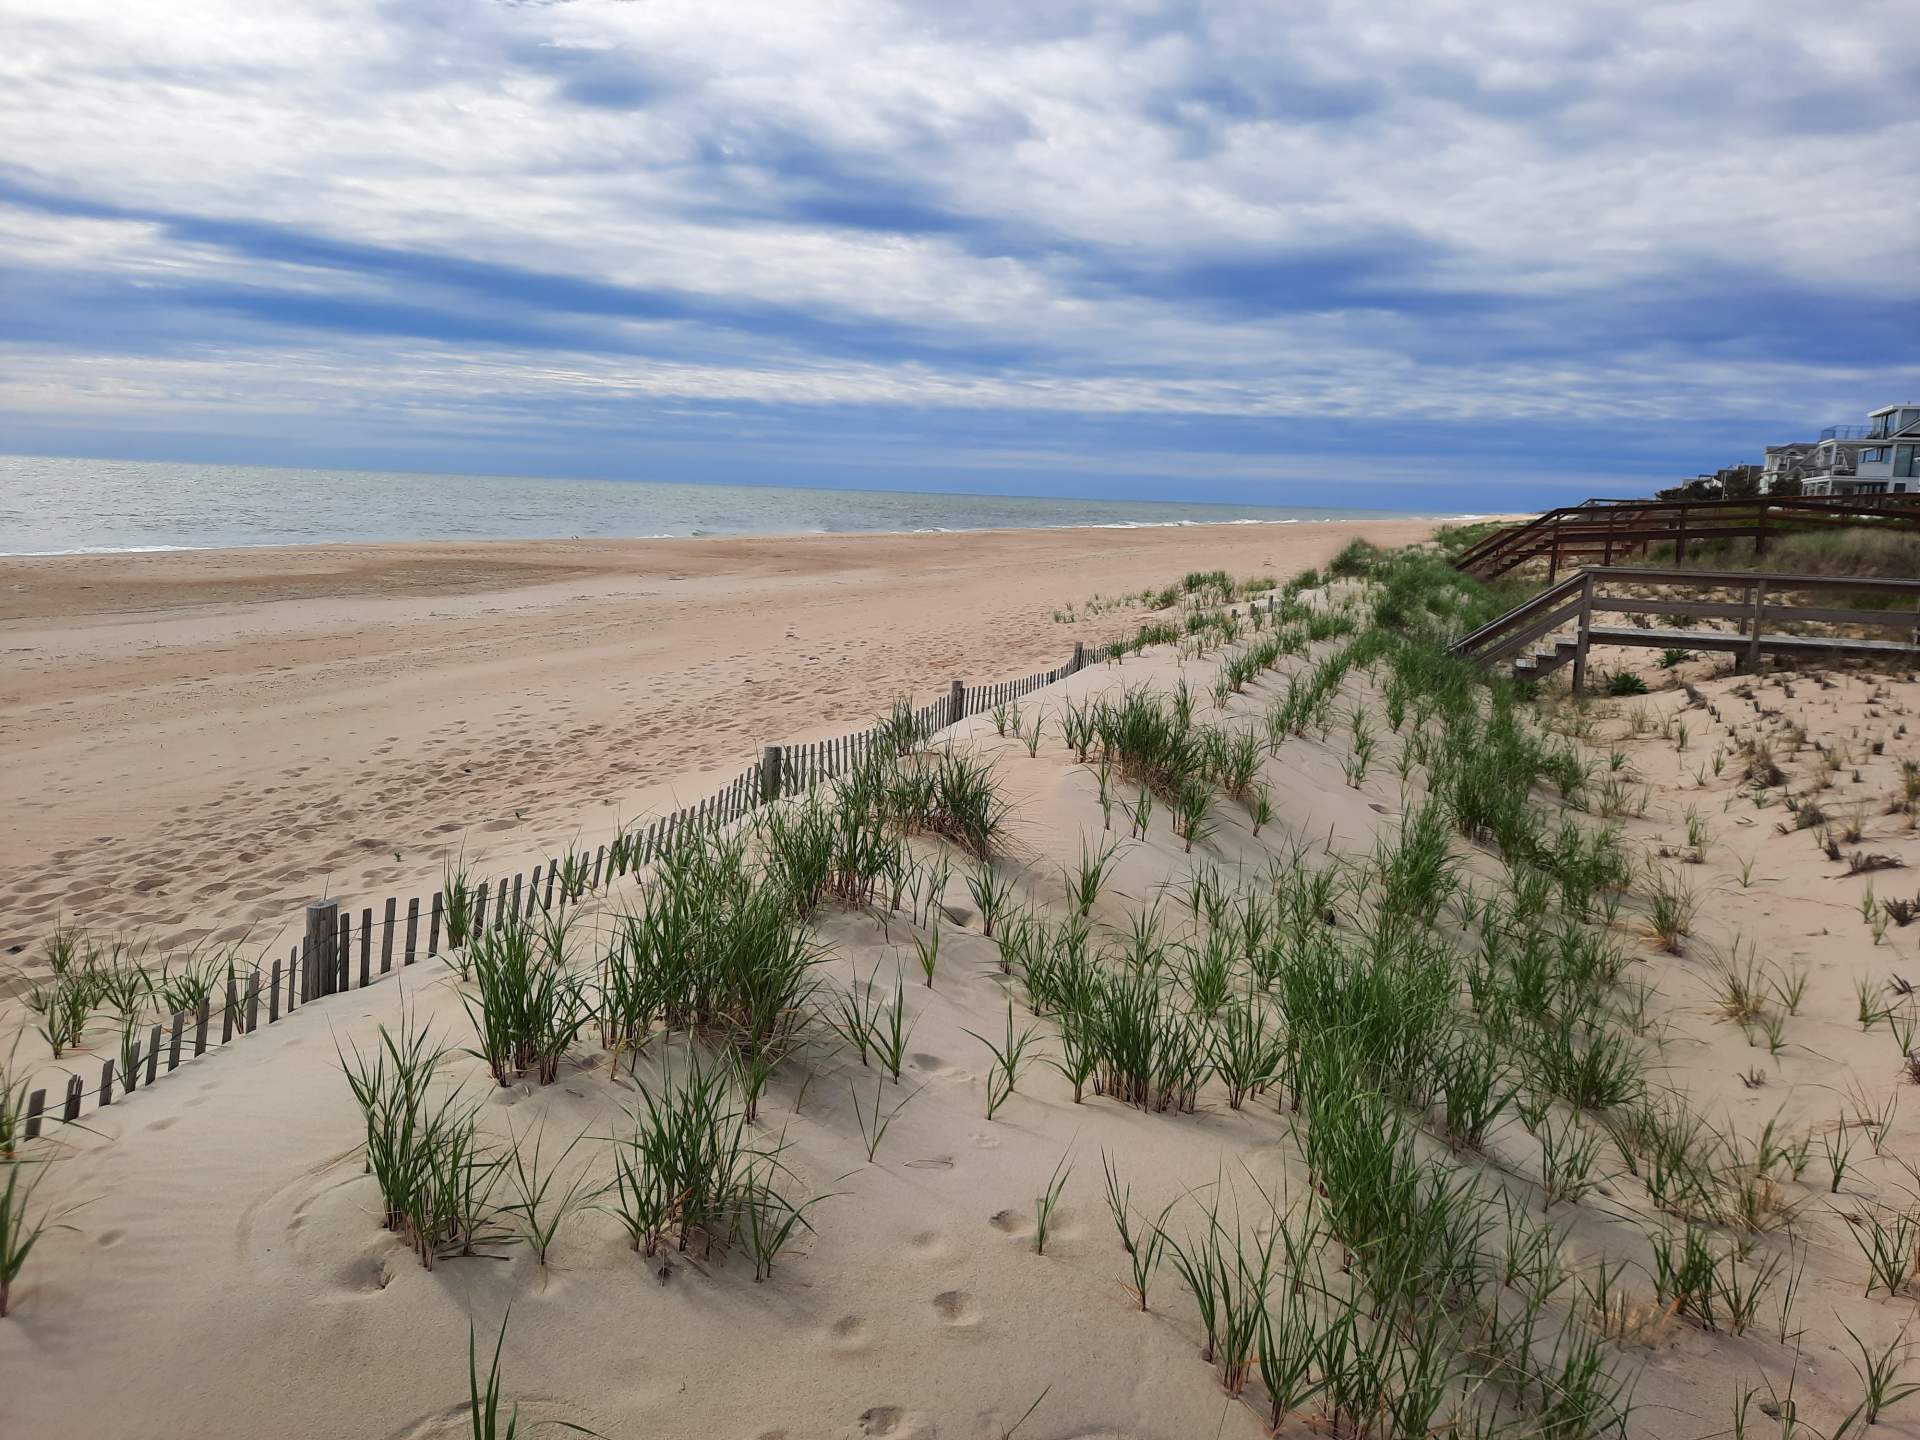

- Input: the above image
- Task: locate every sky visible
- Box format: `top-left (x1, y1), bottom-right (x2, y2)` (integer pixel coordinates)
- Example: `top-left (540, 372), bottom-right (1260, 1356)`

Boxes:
top-left (2, 0), bottom-right (1917, 510)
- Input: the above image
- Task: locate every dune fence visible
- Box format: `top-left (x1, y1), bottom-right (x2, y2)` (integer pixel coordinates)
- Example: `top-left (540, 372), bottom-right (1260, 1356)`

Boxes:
top-left (17, 639), bottom-right (1111, 1139)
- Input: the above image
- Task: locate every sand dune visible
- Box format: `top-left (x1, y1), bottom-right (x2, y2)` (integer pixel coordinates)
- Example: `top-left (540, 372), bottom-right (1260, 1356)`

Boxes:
top-left (6, 537), bottom-right (1919, 1440)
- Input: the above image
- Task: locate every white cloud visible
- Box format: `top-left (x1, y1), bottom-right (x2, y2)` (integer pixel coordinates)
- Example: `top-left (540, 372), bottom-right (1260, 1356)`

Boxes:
top-left (0, 0), bottom-right (1915, 466)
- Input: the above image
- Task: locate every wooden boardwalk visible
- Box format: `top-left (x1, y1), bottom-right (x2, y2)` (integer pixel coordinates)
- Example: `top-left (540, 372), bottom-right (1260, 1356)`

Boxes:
top-left (1452, 566), bottom-right (1920, 691)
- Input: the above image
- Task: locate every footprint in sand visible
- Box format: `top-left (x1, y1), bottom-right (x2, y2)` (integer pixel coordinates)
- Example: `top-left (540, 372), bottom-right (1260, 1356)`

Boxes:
top-left (906, 1229), bottom-right (952, 1261)
top-left (931, 1290), bottom-right (980, 1329)
top-left (825, 1315), bottom-right (872, 1354)
top-left (988, 1208), bottom-right (1033, 1238)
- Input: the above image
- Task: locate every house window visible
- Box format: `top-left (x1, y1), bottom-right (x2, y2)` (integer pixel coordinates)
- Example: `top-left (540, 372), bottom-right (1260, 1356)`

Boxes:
top-left (1896, 445), bottom-right (1918, 479)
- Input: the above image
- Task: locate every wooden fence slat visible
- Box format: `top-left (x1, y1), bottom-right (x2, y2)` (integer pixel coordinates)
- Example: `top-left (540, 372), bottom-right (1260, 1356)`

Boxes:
top-left (512, 873), bottom-right (524, 921)
top-left (381, 897), bottom-right (397, 972)
top-left (169, 1010), bottom-right (184, 1069)
top-left (245, 971), bottom-right (261, 1033)
top-left (404, 898), bottom-right (419, 964)
top-left (337, 911), bottom-right (350, 992)
top-left (194, 996), bottom-right (211, 1056)
top-left (356, 906), bottom-right (370, 986)
top-left (530, 864), bottom-right (543, 911)
top-left (269, 961), bottom-right (281, 1023)
top-left (100, 1058), bottom-right (115, 1107)
top-left (145, 1024), bottom-right (161, 1084)
top-left (24, 1089), bottom-right (44, 1141)
top-left (221, 976), bottom-right (238, 1043)
top-left (429, 891), bottom-right (443, 956)
top-left (63, 1074), bottom-right (82, 1121)
top-left (474, 880), bottom-right (489, 934)
top-left (545, 862), bottom-right (558, 906)
top-left (594, 845), bottom-right (606, 889)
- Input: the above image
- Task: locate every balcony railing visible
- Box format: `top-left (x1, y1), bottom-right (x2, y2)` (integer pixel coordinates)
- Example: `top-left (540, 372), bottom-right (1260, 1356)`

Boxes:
top-left (1820, 424), bottom-right (1870, 441)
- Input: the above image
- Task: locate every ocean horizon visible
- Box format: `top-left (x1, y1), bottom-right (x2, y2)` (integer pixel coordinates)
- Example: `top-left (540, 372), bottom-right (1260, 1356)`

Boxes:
top-left (0, 453), bottom-right (1475, 556)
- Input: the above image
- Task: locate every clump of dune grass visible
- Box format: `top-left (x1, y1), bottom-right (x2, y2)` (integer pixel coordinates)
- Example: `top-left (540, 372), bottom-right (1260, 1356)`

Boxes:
top-left (466, 1308), bottom-right (599, 1439)
top-left (443, 852), bottom-right (477, 952)
top-left (1, 1159), bottom-right (70, 1318)
top-left (966, 1000), bottom-right (1041, 1120)
top-left (603, 1041), bottom-right (817, 1275)
top-left (498, 1120), bottom-right (598, 1268)
top-left (1033, 1148), bottom-right (1074, 1255)
top-left (461, 912), bottom-right (589, 1086)
top-left (338, 1010), bottom-right (501, 1269)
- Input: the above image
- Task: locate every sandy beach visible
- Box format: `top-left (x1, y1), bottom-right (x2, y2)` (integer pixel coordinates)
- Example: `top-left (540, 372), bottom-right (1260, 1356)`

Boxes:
top-left (5, 532), bottom-right (1919, 1440)
top-left (0, 519), bottom-right (1439, 967)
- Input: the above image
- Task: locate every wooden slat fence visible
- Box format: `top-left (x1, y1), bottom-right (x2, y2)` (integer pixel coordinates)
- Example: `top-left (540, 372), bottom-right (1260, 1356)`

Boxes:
top-left (19, 643), bottom-right (1097, 1137)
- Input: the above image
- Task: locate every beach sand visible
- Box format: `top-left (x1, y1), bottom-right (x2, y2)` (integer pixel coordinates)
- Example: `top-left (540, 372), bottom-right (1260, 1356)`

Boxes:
top-left (0, 519), bottom-right (1437, 963)
top-left (5, 534), bottom-right (1919, 1440)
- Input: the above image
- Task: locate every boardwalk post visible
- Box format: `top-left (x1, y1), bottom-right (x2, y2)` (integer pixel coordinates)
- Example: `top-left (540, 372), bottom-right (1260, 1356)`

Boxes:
top-left (306, 899), bottom-right (339, 998)
top-left (1570, 572), bottom-right (1596, 696)
top-left (949, 679), bottom-right (965, 727)
top-left (760, 745), bottom-right (784, 803)
top-left (1746, 580), bottom-right (1766, 675)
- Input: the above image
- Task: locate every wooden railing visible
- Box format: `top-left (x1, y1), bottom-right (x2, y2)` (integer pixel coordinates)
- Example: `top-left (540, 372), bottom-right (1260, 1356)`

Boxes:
top-left (1455, 494), bottom-right (1920, 581)
top-left (1452, 566), bottom-right (1920, 692)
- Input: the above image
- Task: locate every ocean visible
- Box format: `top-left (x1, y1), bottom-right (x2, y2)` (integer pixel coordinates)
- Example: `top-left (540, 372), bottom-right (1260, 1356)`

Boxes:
top-left (0, 453), bottom-right (1440, 555)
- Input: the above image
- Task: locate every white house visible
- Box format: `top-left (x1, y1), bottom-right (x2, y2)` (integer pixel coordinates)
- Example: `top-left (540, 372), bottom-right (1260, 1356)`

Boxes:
top-left (1800, 404), bottom-right (1920, 496)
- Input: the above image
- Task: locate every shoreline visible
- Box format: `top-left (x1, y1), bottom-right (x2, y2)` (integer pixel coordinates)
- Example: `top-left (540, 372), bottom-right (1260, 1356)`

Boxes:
top-left (0, 508), bottom-right (1511, 560)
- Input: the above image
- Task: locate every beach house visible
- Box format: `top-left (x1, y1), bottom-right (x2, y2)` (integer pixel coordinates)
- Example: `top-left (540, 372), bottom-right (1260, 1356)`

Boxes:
top-left (1800, 403), bottom-right (1920, 495)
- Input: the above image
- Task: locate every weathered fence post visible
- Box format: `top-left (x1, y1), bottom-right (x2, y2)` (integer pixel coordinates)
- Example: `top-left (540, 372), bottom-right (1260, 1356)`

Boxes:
top-left (760, 745), bottom-right (784, 803)
top-left (1746, 580), bottom-right (1767, 675)
top-left (949, 679), bottom-right (965, 728)
top-left (1570, 572), bottom-right (1596, 696)
top-left (305, 899), bottom-right (339, 998)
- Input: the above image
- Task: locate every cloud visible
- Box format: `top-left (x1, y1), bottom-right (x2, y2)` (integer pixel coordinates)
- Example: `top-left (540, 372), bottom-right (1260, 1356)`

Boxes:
top-left (0, 0), bottom-right (1916, 501)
